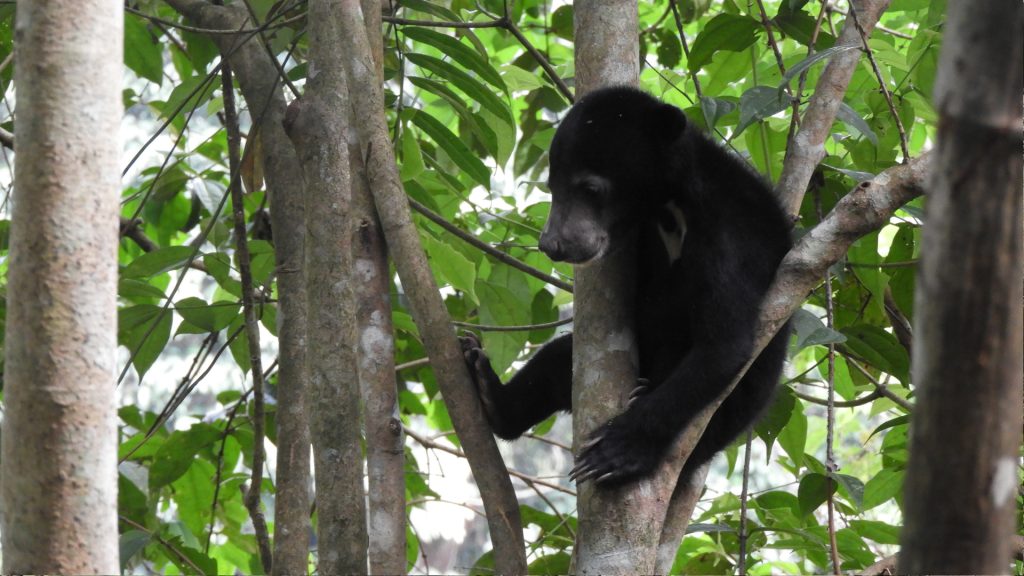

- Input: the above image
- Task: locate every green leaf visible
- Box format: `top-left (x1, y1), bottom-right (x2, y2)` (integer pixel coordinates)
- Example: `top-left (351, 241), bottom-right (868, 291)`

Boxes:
top-left (834, 473), bottom-right (865, 509)
top-left (410, 110), bottom-right (491, 188)
top-left (118, 304), bottom-right (172, 380)
top-left (528, 553), bottom-right (571, 574)
top-left (119, 530), bottom-right (151, 572)
top-left (861, 468), bottom-right (904, 510)
top-left (791, 308), bottom-right (847, 350)
top-left (402, 28), bottom-right (506, 92)
top-left (687, 14), bottom-right (760, 72)
top-left (124, 16), bottom-right (163, 85)
top-left (837, 102), bottom-right (879, 145)
top-left (122, 245), bottom-right (195, 278)
top-left (409, 76), bottom-right (498, 158)
top-left (405, 53), bottom-right (512, 124)
top-left (797, 472), bottom-right (836, 516)
top-left (400, 0), bottom-right (462, 20)
top-left (678, 0), bottom-right (713, 22)
top-left (755, 387), bottom-right (796, 460)
top-left (175, 297), bottom-right (240, 332)
top-left (778, 397), bottom-right (807, 469)
top-left (850, 519), bottom-right (901, 544)
top-left (422, 233), bottom-right (478, 304)
top-left (841, 324), bottom-right (910, 385)
top-left (400, 128), bottom-right (426, 181)
top-left (149, 424), bottom-right (220, 489)
top-left (735, 85), bottom-right (789, 136)
top-left (476, 280), bottom-right (531, 374)
top-left (699, 96), bottom-right (737, 131)
top-left (118, 278), bottom-right (167, 302)
top-left (159, 74), bottom-right (217, 121)
top-left (778, 45), bottom-right (858, 89)
top-left (227, 315), bottom-right (251, 374)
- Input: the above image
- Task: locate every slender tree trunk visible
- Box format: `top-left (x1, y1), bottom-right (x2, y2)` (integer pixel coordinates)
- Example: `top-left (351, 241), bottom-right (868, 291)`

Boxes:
top-left (0, 0), bottom-right (122, 572)
top-left (335, 2), bottom-right (527, 573)
top-left (349, 2), bottom-right (407, 573)
top-left (899, 2), bottom-right (1023, 573)
top-left (285, 1), bottom-right (367, 573)
top-left (162, 4), bottom-right (314, 572)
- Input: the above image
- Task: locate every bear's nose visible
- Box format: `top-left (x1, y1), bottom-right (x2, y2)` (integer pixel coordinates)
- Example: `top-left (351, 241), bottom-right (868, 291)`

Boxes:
top-left (539, 234), bottom-right (565, 261)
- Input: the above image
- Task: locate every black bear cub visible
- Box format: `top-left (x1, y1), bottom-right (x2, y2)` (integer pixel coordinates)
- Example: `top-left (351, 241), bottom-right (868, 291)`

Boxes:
top-left (461, 86), bottom-right (792, 486)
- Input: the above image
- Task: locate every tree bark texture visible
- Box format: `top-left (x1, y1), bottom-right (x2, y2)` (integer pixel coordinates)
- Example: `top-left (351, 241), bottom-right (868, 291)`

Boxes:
top-left (898, 2), bottom-right (1023, 573)
top-left (335, 2), bottom-right (527, 574)
top-left (285, 1), bottom-right (367, 573)
top-left (163, 2), bottom-right (313, 572)
top-left (571, 3), bottom-right (675, 575)
top-left (0, 1), bottom-right (122, 572)
top-left (349, 1), bottom-right (407, 573)
top-left (775, 0), bottom-right (890, 217)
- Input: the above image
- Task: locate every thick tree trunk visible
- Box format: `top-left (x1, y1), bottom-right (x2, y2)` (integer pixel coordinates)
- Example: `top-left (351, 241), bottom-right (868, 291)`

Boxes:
top-left (898, 2), bottom-right (1024, 573)
top-left (285, 1), bottom-right (367, 573)
top-left (570, 3), bottom-right (671, 574)
top-left (0, 0), bottom-right (122, 572)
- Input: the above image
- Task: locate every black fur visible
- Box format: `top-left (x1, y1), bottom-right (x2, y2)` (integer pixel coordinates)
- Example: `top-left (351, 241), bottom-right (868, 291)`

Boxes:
top-left (461, 86), bottom-right (792, 486)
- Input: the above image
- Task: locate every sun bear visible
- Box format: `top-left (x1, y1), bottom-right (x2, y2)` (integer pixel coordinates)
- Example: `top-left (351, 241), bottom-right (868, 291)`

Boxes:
top-left (462, 86), bottom-right (792, 486)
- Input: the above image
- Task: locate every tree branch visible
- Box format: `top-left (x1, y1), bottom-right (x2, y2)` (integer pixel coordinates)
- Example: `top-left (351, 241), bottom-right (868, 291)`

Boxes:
top-left (775, 0), bottom-right (892, 217)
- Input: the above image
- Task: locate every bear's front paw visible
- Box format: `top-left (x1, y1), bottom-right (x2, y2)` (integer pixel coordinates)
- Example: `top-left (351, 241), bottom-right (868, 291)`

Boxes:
top-left (458, 333), bottom-right (502, 423)
top-left (569, 417), bottom-right (664, 486)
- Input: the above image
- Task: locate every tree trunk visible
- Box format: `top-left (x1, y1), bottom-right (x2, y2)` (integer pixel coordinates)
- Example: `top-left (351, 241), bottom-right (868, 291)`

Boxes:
top-left (350, 2), bottom-right (407, 573)
top-left (571, 3), bottom-right (673, 574)
top-left (899, 2), bottom-right (1023, 573)
top-left (162, 4), bottom-right (315, 572)
top-left (0, 0), bottom-right (122, 572)
top-left (285, 1), bottom-right (367, 573)
top-left (335, 3), bottom-right (527, 574)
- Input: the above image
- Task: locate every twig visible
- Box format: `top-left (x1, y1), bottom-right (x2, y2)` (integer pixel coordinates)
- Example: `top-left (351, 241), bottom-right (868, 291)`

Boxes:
top-left (382, 15), bottom-right (506, 29)
top-left (818, 191), bottom-right (842, 576)
top-left (848, 3), bottom-right (910, 161)
top-left (523, 432), bottom-right (572, 452)
top-left (409, 197), bottom-right (574, 292)
top-left (119, 515), bottom-right (206, 575)
top-left (125, 4), bottom-right (305, 35)
top-left (842, 353), bottom-right (914, 411)
top-left (453, 317), bottom-right (573, 332)
top-left (405, 426), bottom-right (575, 496)
top-left (219, 42), bottom-right (272, 574)
top-left (787, 0), bottom-right (829, 147)
top-left (503, 17), bottom-right (573, 103)
top-left (737, 431), bottom-right (753, 576)
top-left (668, 0), bottom-right (703, 100)
top-left (793, 388), bottom-right (881, 407)
top-left (753, 0), bottom-right (789, 78)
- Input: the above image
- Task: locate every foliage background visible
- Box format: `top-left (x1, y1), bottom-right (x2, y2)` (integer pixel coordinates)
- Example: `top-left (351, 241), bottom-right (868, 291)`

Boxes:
top-left (0, 0), bottom-right (1013, 574)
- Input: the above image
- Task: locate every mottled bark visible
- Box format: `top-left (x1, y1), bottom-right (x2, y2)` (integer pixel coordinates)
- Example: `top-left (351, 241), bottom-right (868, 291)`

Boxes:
top-left (571, 3), bottom-right (673, 575)
top-left (0, 0), bottom-right (122, 572)
top-left (775, 0), bottom-right (891, 217)
top-left (350, 1), bottom-right (407, 573)
top-left (899, 2), bottom-right (1023, 573)
top-left (163, 2), bottom-right (312, 572)
top-left (284, 1), bottom-right (367, 573)
top-left (335, 2), bottom-right (526, 574)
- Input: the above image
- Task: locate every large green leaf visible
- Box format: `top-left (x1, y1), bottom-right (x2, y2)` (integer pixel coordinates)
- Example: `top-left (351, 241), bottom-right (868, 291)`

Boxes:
top-left (687, 13), bottom-right (760, 72)
top-left (410, 109), bottom-right (491, 188)
top-left (124, 16), bottom-right (163, 85)
top-left (402, 27), bottom-right (506, 92)
top-left (122, 245), bottom-right (195, 278)
top-left (406, 53), bottom-right (513, 124)
top-left (149, 424), bottom-right (220, 489)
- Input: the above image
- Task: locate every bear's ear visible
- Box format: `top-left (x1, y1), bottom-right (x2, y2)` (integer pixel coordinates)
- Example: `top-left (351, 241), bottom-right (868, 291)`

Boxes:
top-left (650, 102), bottom-right (687, 142)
